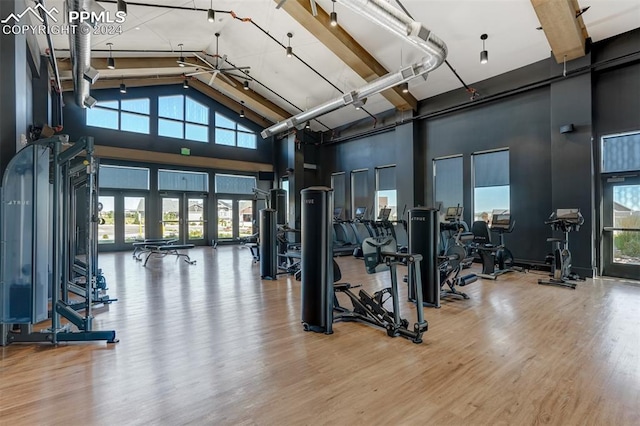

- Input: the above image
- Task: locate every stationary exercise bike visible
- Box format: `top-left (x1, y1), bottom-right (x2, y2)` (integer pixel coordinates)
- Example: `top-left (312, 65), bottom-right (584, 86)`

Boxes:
top-left (471, 210), bottom-right (518, 280)
top-left (538, 209), bottom-right (585, 289)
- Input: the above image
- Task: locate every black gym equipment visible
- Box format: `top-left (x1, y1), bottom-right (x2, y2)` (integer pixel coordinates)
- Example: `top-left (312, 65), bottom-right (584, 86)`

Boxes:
top-left (472, 210), bottom-right (518, 280)
top-left (407, 208), bottom-right (440, 307)
top-left (334, 237), bottom-right (428, 344)
top-left (538, 209), bottom-right (586, 289)
top-left (439, 220), bottom-right (477, 299)
top-left (300, 187), bottom-right (428, 343)
top-left (300, 187), bottom-right (335, 333)
top-left (260, 209), bottom-right (278, 280)
top-left (1, 136), bottom-right (117, 345)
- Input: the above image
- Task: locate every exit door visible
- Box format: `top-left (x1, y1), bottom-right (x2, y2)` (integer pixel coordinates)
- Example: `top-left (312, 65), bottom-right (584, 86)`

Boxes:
top-left (602, 176), bottom-right (640, 279)
top-left (161, 194), bottom-right (208, 245)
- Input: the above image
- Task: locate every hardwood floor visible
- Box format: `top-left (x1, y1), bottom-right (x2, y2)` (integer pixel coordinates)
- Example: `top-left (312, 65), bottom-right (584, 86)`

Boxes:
top-left (1, 246), bottom-right (639, 425)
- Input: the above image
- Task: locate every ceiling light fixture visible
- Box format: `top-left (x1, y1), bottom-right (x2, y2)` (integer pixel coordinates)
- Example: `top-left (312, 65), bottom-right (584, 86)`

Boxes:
top-left (305, 121), bottom-right (311, 129)
top-left (243, 80), bottom-right (250, 90)
top-left (480, 34), bottom-right (488, 64)
top-left (208, 0), bottom-right (215, 22)
top-left (400, 82), bottom-right (409, 93)
top-left (178, 43), bottom-right (185, 66)
top-left (286, 32), bottom-right (293, 58)
top-left (239, 101), bottom-right (246, 118)
top-left (330, 0), bottom-right (337, 27)
top-left (119, 77), bottom-right (127, 94)
top-left (107, 42), bottom-right (115, 69)
top-left (117, 0), bottom-right (127, 15)
top-left (183, 78), bottom-right (189, 89)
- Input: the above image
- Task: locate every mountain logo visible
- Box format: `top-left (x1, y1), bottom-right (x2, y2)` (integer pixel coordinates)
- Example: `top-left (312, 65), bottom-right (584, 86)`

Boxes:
top-left (1, 4), bottom-right (59, 24)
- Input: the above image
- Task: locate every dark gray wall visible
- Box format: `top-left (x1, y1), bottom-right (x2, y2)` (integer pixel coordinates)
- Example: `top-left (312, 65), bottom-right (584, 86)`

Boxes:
top-left (314, 28), bottom-right (640, 275)
top-left (424, 88), bottom-right (552, 263)
top-left (321, 130), bottom-right (397, 219)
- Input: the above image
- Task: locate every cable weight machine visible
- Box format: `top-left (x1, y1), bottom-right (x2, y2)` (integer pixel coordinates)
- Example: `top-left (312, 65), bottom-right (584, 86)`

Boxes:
top-left (1, 136), bottom-right (117, 345)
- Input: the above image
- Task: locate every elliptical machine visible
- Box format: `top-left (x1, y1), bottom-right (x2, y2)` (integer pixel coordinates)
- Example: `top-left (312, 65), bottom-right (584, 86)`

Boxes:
top-left (538, 209), bottom-right (585, 289)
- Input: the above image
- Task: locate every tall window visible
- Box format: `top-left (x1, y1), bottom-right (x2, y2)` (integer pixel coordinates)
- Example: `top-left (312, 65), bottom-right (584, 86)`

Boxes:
top-left (473, 150), bottom-right (510, 223)
top-left (375, 166), bottom-right (397, 220)
top-left (434, 155), bottom-right (463, 211)
top-left (87, 99), bottom-right (150, 134)
top-left (158, 95), bottom-right (209, 142)
top-left (214, 112), bottom-right (257, 149)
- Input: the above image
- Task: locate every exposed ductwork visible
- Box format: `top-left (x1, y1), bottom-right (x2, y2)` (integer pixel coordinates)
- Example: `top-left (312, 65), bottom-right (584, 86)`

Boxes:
top-left (67, 0), bottom-right (97, 108)
top-left (261, 0), bottom-right (447, 138)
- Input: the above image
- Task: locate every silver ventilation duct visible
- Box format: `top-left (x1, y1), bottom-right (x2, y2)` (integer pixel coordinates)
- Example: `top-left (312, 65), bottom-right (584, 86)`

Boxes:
top-left (67, 0), bottom-right (97, 108)
top-left (261, 0), bottom-right (447, 138)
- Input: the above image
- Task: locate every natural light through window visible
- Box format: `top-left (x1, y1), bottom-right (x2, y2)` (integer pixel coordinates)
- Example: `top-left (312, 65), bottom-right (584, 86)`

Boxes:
top-left (86, 99), bottom-right (150, 134)
top-left (214, 112), bottom-right (257, 149)
top-left (158, 95), bottom-right (209, 142)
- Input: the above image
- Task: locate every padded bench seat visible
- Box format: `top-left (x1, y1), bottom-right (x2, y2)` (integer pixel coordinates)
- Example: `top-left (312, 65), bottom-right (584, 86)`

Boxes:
top-left (135, 243), bottom-right (196, 266)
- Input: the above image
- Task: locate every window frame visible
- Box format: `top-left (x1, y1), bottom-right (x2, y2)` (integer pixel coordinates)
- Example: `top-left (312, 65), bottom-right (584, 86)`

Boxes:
top-left (158, 95), bottom-right (210, 143)
top-left (214, 112), bottom-right (257, 149)
top-left (86, 98), bottom-right (151, 135)
top-left (471, 148), bottom-right (510, 223)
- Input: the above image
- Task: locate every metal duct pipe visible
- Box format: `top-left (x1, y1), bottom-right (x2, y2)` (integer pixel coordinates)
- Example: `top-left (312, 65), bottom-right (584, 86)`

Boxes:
top-left (68, 0), bottom-right (94, 108)
top-left (261, 0), bottom-right (446, 138)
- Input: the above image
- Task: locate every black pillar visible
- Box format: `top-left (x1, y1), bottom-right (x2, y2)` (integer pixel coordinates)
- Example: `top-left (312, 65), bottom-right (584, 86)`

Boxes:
top-left (300, 187), bottom-right (334, 334)
top-left (408, 207), bottom-right (440, 308)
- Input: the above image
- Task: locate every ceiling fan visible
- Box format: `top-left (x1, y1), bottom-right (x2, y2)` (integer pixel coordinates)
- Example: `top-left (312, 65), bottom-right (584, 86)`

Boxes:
top-left (276, 0), bottom-right (318, 16)
top-left (177, 33), bottom-right (250, 88)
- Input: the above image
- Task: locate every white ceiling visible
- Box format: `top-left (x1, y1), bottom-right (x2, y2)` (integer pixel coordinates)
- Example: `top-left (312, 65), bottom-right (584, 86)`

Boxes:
top-left (36, 0), bottom-right (640, 132)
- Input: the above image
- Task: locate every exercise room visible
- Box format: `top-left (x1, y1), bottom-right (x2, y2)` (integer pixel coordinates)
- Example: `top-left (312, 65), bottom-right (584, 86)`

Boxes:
top-left (1, 0), bottom-right (639, 424)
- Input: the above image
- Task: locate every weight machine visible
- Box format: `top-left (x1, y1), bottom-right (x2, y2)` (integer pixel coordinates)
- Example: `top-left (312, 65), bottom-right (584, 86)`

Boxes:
top-left (538, 209), bottom-right (585, 289)
top-left (1, 136), bottom-right (117, 345)
top-left (300, 188), bottom-right (428, 344)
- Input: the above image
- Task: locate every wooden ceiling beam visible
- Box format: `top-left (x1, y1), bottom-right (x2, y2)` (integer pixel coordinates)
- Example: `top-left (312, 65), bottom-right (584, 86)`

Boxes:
top-left (531, 0), bottom-right (589, 63)
top-left (277, 0), bottom-right (417, 111)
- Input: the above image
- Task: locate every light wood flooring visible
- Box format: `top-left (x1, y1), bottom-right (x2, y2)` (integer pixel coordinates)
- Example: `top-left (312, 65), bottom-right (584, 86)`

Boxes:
top-left (1, 246), bottom-right (640, 425)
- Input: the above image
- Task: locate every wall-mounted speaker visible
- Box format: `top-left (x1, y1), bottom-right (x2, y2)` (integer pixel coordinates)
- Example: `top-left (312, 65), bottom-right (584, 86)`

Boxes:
top-left (560, 124), bottom-right (575, 134)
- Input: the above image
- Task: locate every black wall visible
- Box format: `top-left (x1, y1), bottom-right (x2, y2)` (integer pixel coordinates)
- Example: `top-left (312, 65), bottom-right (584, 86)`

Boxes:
top-left (62, 85), bottom-right (273, 165)
top-left (314, 28), bottom-right (640, 276)
top-left (424, 88), bottom-right (552, 263)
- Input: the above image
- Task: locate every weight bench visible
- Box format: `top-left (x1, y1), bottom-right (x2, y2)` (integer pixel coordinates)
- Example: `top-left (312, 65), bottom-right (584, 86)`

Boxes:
top-left (245, 243), bottom-right (260, 263)
top-left (135, 243), bottom-right (196, 266)
top-left (132, 238), bottom-right (177, 259)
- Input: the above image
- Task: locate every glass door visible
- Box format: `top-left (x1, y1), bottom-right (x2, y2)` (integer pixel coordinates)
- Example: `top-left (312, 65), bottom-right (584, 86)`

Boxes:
top-left (187, 197), bottom-right (206, 243)
top-left (97, 192), bottom-right (148, 251)
top-left (161, 197), bottom-right (181, 241)
top-left (216, 197), bottom-right (255, 241)
top-left (602, 176), bottom-right (640, 279)
top-left (98, 195), bottom-right (116, 245)
top-left (162, 194), bottom-right (208, 244)
top-left (217, 199), bottom-right (234, 240)
top-left (238, 199), bottom-right (254, 238)
top-left (124, 196), bottom-right (146, 243)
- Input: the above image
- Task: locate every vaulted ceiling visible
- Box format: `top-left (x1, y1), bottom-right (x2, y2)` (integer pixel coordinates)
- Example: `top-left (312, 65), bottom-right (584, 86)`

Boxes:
top-left (35, 0), bottom-right (640, 135)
